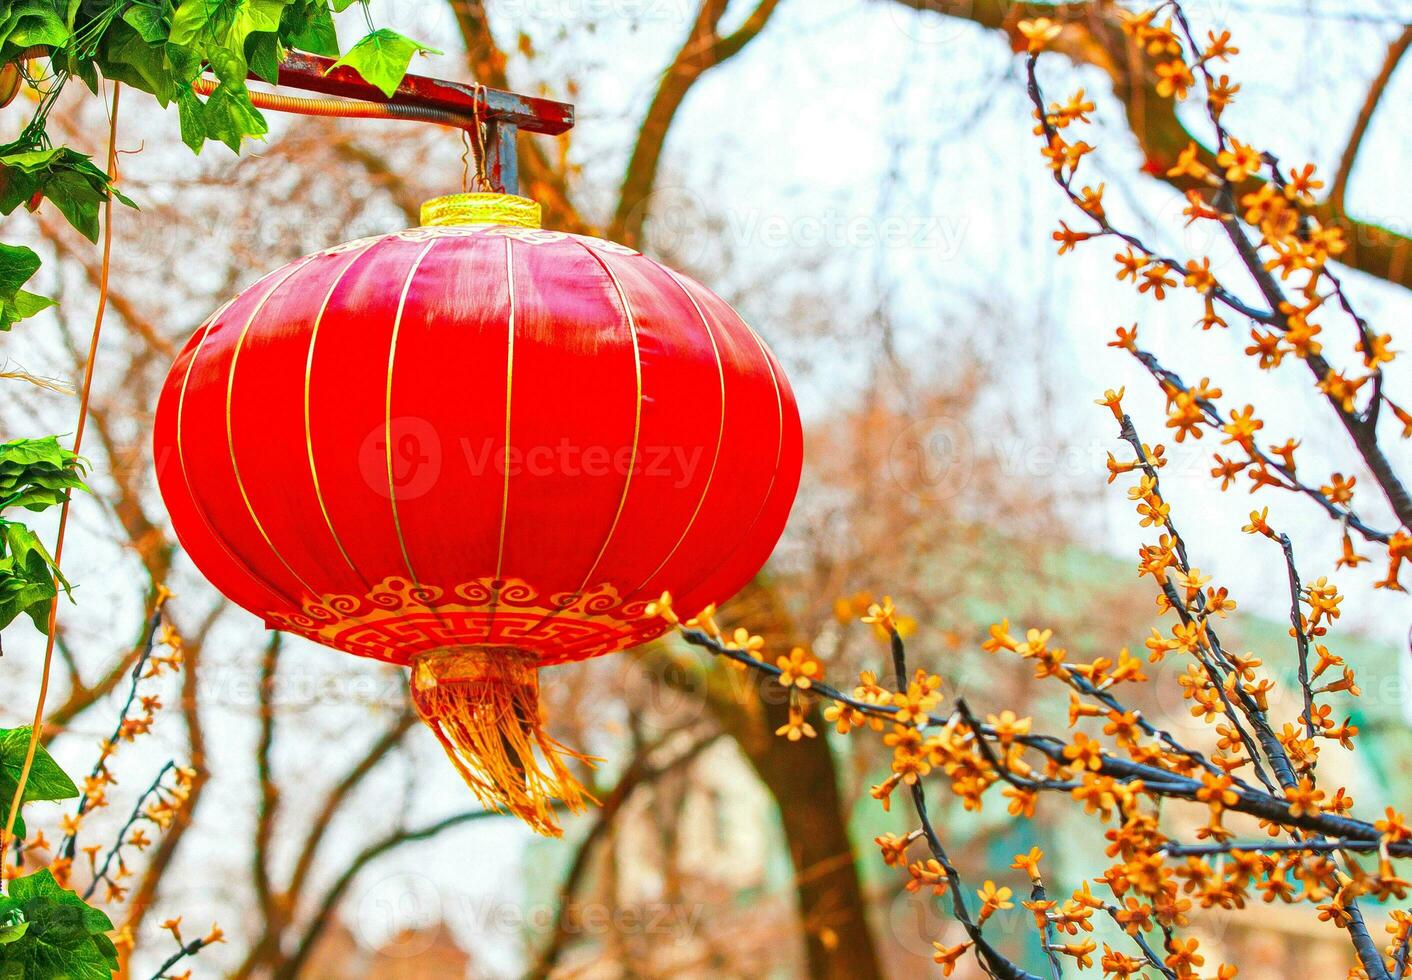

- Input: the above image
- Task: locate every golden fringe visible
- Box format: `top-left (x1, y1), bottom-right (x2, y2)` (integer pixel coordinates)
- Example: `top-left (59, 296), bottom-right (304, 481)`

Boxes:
top-left (410, 647), bottom-right (595, 837)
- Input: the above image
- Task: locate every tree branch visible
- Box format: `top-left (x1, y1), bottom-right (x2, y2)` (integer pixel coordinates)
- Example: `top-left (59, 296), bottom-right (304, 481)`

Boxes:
top-left (251, 634), bottom-right (283, 940)
top-left (609, 0), bottom-right (783, 247)
top-left (1331, 25), bottom-right (1412, 212)
top-left (273, 810), bottom-right (505, 980)
top-left (891, 0), bottom-right (1412, 290)
top-left (526, 729), bottom-right (722, 979)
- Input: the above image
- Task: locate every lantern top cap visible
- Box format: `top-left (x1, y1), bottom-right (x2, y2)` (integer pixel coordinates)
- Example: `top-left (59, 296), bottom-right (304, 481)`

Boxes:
top-left (420, 193), bottom-right (543, 229)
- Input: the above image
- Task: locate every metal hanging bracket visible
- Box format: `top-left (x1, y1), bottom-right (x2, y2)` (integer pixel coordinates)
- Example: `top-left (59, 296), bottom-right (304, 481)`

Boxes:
top-left (2, 48), bottom-right (573, 194)
top-left (267, 53), bottom-right (574, 195)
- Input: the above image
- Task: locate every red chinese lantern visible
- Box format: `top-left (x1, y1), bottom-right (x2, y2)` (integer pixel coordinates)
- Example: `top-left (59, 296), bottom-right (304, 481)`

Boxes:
top-left (153, 194), bottom-right (802, 834)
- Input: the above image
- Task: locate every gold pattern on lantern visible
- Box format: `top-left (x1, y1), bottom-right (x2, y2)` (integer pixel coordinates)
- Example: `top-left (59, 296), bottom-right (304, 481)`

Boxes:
top-left (265, 574), bottom-right (665, 667)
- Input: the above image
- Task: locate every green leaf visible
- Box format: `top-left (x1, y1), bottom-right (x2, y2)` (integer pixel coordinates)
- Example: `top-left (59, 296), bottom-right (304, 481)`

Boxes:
top-left (206, 42), bottom-right (246, 84)
top-left (5, 1), bottom-right (71, 50)
top-left (167, 0), bottom-right (218, 47)
top-left (284, 0), bottom-right (338, 56)
top-left (0, 438), bottom-right (84, 631)
top-left (98, 22), bottom-right (177, 106)
top-left (331, 0), bottom-right (363, 10)
top-left (0, 722), bottom-right (80, 847)
top-left (0, 524), bottom-right (61, 635)
top-left (175, 87), bottom-right (208, 153)
top-left (0, 726), bottom-right (78, 842)
top-left (0, 147), bottom-right (134, 244)
top-left (121, 4), bottom-right (167, 43)
top-left (202, 82), bottom-right (269, 152)
top-left (0, 245), bottom-right (51, 332)
top-left (227, 0), bottom-right (288, 45)
top-left (0, 436), bottom-right (82, 472)
top-left (0, 436), bottom-right (87, 513)
top-left (0, 899), bottom-right (26, 947)
top-left (0, 244), bottom-right (40, 296)
top-left (0, 870), bottom-right (116, 980)
top-left (0, 727), bottom-right (78, 806)
top-left (9, 290), bottom-right (54, 321)
top-left (246, 30), bottom-right (282, 85)
top-left (328, 28), bottom-right (440, 98)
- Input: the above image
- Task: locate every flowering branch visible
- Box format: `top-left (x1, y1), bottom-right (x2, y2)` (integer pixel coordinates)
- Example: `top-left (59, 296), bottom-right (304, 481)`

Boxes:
top-left (1027, 0), bottom-right (1412, 573)
top-left (60, 595), bottom-right (170, 862)
top-left (654, 368), bottom-right (1407, 977)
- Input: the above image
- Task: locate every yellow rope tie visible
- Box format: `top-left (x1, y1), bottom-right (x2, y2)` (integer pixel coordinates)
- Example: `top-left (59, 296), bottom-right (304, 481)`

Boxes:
top-left (419, 192), bottom-right (543, 229)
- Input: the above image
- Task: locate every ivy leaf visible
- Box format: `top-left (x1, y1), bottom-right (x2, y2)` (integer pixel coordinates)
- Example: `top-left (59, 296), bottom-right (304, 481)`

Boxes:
top-left (98, 20), bottom-right (176, 106)
top-left (246, 31), bottom-right (283, 85)
top-left (0, 523), bottom-right (70, 635)
top-left (205, 43), bottom-right (246, 85)
top-left (0, 870), bottom-right (116, 980)
top-left (0, 244), bottom-right (48, 334)
top-left (0, 436), bottom-right (88, 513)
top-left (2, 1), bottom-right (72, 52)
top-left (166, 0), bottom-right (219, 47)
top-left (284, 0), bottom-right (339, 57)
top-left (0, 728), bottom-right (79, 806)
top-left (0, 244), bottom-right (53, 332)
top-left (0, 147), bottom-right (136, 243)
top-left (5, 290), bottom-right (54, 327)
top-left (227, 0), bottom-right (289, 47)
top-left (202, 82), bottom-right (269, 152)
top-left (0, 727), bottom-right (78, 840)
top-left (175, 87), bottom-right (208, 153)
top-left (0, 897), bottom-right (25, 947)
top-left (0, 243), bottom-right (40, 294)
top-left (328, 29), bottom-right (440, 98)
top-left (0, 438), bottom-right (84, 632)
top-left (121, 4), bottom-right (168, 44)
top-left (0, 902), bottom-right (26, 947)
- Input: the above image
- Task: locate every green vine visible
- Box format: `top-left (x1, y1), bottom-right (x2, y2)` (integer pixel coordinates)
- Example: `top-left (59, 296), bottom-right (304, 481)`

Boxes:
top-left (0, 2), bottom-right (436, 974)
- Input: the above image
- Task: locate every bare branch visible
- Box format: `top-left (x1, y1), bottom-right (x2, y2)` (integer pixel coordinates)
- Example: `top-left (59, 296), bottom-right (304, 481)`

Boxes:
top-left (609, 0), bottom-right (784, 247)
top-left (1331, 26), bottom-right (1412, 212)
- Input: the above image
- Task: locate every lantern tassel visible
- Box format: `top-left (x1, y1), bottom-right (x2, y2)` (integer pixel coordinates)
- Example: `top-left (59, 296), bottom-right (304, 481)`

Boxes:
top-left (410, 648), bottom-right (595, 837)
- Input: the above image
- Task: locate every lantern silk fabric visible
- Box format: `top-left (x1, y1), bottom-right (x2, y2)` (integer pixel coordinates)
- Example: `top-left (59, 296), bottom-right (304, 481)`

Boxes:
top-left (153, 194), bottom-right (802, 833)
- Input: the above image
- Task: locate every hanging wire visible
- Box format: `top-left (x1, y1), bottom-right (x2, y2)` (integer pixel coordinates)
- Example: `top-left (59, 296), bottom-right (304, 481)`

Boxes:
top-left (460, 128), bottom-right (473, 193)
top-left (466, 82), bottom-right (495, 193)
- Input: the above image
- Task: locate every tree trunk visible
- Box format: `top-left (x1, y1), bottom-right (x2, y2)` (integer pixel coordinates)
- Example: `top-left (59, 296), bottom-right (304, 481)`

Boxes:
top-left (712, 579), bottom-right (886, 980)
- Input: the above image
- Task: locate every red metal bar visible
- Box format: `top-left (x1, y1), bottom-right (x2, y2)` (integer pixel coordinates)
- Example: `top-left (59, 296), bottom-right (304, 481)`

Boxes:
top-left (272, 51), bottom-right (574, 136)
